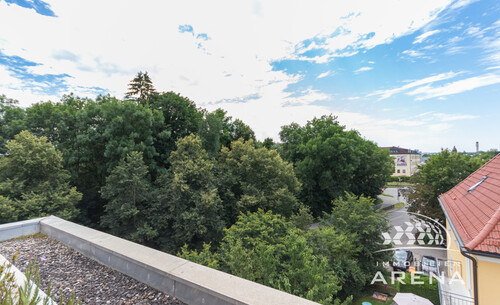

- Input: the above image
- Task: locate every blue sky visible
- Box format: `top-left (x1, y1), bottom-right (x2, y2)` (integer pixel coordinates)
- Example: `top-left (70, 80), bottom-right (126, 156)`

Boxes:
top-left (0, 0), bottom-right (499, 152)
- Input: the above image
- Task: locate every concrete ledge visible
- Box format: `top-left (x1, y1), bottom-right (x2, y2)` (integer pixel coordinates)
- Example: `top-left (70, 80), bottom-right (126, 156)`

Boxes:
top-left (0, 218), bottom-right (42, 242)
top-left (39, 216), bottom-right (320, 305)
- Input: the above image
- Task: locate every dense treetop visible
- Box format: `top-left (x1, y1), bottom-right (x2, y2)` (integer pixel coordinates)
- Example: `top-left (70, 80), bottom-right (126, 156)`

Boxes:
top-left (0, 72), bottom-right (400, 304)
top-left (280, 115), bottom-right (393, 216)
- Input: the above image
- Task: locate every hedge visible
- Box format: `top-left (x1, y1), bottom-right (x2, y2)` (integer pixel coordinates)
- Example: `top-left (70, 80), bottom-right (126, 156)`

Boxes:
top-left (398, 273), bottom-right (440, 305)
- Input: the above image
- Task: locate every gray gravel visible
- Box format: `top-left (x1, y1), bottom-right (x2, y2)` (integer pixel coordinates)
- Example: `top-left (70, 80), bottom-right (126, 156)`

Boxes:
top-left (0, 234), bottom-right (186, 305)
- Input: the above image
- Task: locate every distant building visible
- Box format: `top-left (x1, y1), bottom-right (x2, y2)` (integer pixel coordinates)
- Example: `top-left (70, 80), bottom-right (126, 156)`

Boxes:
top-left (380, 146), bottom-right (421, 177)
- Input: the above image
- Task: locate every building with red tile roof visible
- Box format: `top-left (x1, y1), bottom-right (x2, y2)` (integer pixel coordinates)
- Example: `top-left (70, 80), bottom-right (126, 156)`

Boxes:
top-left (438, 153), bottom-right (500, 305)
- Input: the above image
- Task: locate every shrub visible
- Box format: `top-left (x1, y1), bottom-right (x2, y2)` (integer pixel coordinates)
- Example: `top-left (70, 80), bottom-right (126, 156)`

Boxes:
top-left (398, 273), bottom-right (439, 305)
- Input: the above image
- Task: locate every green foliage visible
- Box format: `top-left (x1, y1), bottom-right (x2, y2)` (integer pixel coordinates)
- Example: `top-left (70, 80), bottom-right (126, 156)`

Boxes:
top-left (407, 150), bottom-right (486, 222)
top-left (290, 206), bottom-right (315, 230)
top-left (125, 71), bottom-right (157, 103)
top-left (474, 149), bottom-right (499, 163)
top-left (178, 243), bottom-right (220, 269)
top-left (0, 254), bottom-right (81, 305)
top-left (0, 131), bottom-right (81, 222)
top-left (388, 176), bottom-right (411, 183)
top-left (260, 137), bottom-right (276, 150)
top-left (0, 95), bottom-right (26, 154)
top-left (319, 194), bottom-right (392, 299)
top-left (152, 134), bottom-right (225, 252)
top-left (280, 115), bottom-right (393, 216)
top-left (0, 196), bottom-right (18, 224)
top-left (198, 109), bottom-right (256, 157)
top-left (218, 139), bottom-right (302, 225)
top-left (100, 152), bottom-right (157, 243)
top-left (398, 274), bottom-right (439, 305)
top-left (219, 210), bottom-right (342, 304)
top-left (23, 95), bottom-right (166, 224)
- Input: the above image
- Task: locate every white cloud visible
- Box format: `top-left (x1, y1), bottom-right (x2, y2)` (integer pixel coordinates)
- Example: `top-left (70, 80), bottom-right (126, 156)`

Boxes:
top-left (414, 30), bottom-right (440, 43)
top-left (402, 50), bottom-right (425, 57)
top-left (449, 0), bottom-right (479, 10)
top-left (407, 73), bottom-right (500, 100)
top-left (354, 66), bottom-right (373, 73)
top-left (316, 71), bottom-right (332, 79)
top-left (288, 0), bottom-right (453, 63)
top-left (367, 71), bottom-right (461, 100)
top-left (0, 0), bottom-right (468, 151)
top-left (428, 123), bottom-right (453, 132)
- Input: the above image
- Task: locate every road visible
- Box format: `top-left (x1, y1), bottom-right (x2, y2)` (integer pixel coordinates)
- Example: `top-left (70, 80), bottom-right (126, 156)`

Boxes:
top-left (381, 188), bottom-right (447, 270)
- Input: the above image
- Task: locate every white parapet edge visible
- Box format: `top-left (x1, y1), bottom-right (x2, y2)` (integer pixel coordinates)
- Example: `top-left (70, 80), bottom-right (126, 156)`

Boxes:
top-left (1, 216), bottom-right (322, 305)
top-left (0, 254), bottom-right (56, 305)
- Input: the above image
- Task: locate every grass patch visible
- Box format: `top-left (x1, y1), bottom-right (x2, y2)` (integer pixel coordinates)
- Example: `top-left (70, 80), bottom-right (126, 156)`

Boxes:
top-left (380, 193), bottom-right (394, 198)
top-left (394, 202), bottom-right (405, 209)
top-left (385, 182), bottom-right (414, 187)
top-left (353, 295), bottom-right (394, 305)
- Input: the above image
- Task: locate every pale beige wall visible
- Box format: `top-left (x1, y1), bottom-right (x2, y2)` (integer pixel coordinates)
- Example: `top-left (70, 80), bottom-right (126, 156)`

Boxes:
top-left (446, 221), bottom-right (470, 290)
top-left (391, 153), bottom-right (421, 177)
top-left (477, 259), bottom-right (500, 305)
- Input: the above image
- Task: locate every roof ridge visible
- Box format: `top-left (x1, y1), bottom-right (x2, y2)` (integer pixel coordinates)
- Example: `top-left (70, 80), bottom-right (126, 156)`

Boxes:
top-left (442, 153), bottom-right (500, 197)
top-left (465, 202), bottom-right (500, 250)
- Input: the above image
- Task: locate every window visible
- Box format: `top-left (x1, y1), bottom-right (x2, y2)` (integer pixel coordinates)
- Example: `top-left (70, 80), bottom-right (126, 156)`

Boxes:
top-left (397, 169), bottom-right (400, 173)
top-left (402, 169), bottom-right (406, 173)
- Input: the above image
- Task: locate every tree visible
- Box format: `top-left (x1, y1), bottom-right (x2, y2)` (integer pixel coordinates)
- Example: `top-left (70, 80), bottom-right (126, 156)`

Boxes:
top-left (218, 210), bottom-right (343, 305)
top-left (198, 110), bottom-right (224, 158)
top-left (0, 131), bottom-right (81, 222)
top-left (280, 115), bottom-right (393, 216)
top-left (261, 137), bottom-right (276, 150)
top-left (149, 92), bottom-right (203, 165)
top-left (100, 152), bottom-right (156, 243)
top-left (152, 134), bottom-right (225, 252)
top-left (198, 109), bottom-right (256, 157)
top-left (125, 71), bottom-right (157, 103)
top-left (217, 139), bottom-right (302, 225)
top-left (320, 194), bottom-right (391, 299)
top-left (0, 95), bottom-right (26, 154)
top-left (407, 150), bottom-right (485, 222)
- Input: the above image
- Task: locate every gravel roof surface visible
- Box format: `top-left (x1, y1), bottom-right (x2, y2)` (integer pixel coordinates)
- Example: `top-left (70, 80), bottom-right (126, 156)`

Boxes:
top-left (0, 235), bottom-right (186, 305)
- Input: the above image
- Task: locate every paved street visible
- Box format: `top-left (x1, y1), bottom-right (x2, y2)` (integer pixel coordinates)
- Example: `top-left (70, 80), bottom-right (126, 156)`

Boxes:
top-left (381, 188), bottom-right (447, 270)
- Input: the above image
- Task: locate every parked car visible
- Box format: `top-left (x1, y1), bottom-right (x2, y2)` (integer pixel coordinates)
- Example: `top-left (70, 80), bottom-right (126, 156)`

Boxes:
top-left (392, 249), bottom-right (414, 271)
top-left (421, 255), bottom-right (439, 275)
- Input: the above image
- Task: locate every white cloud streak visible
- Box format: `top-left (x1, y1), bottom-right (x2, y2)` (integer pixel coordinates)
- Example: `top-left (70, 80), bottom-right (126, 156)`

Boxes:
top-left (316, 71), bottom-right (332, 79)
top-left (414, 30), bottom-right (440, 43)
top-left (367, 71), bottom-right (461, 100)
top-left (354, 66), bottom-right (373, 73)
top-left (408, 73), bottom-right (500, 100)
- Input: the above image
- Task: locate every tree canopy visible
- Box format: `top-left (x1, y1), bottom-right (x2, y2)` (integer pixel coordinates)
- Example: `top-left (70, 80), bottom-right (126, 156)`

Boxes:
top-left (152, 134), bottom-right (225, 252)
top-left (0, 73), bottom-right (403, 304)
top-left (0, 131), bottom-right (81, 221)
top-left (218, 138), bottom-right (302, 225)
top-left (407, 149), bottom-right (485, 222)
top-left (125, 71), bottom-right (157, 103)
top-left (280, 115), bottom-right (393, 216)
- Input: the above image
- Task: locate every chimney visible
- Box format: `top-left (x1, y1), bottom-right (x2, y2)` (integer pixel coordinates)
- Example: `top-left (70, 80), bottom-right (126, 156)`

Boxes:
top-left (476, 141), bottom-right (479, 153)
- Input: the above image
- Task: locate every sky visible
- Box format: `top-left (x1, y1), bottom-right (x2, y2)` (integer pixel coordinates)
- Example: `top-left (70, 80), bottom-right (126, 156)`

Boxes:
top-left (1, 0), bottom-right (499, 152)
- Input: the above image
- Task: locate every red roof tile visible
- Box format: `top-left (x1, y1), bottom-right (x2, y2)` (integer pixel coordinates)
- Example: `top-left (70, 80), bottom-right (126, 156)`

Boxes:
top-left (440, 154), bottom-right (500, 254)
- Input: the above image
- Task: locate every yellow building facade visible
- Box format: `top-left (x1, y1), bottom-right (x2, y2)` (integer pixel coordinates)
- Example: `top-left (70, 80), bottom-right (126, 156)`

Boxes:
top-left (380, 146), bottom-right (421, 176)
top-left (439, 153), bottom-right (500, 305)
